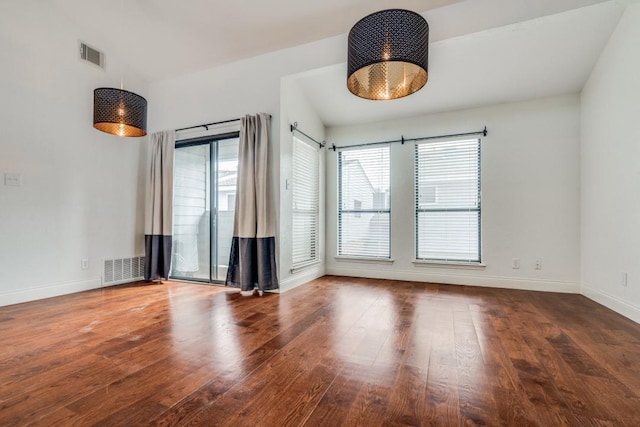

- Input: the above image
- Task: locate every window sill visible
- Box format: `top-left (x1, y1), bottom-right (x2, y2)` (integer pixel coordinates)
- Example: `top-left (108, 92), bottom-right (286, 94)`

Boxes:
top-left (334, 256), bottom-right (395, 264)
top-left (290, 260), bottom-right (322, 273)
top-left (412, 260), bottom-right (486, 269)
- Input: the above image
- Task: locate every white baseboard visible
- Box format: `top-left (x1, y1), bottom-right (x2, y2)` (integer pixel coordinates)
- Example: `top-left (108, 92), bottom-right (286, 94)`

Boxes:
top-left (279, 265), bottom-right (326, 293)
top-left (325, 266), bottom-right (580, 294)
top-left (581, 284), bottom-right (640, 325)
top-left (0, 278), bottom-right (102, 307)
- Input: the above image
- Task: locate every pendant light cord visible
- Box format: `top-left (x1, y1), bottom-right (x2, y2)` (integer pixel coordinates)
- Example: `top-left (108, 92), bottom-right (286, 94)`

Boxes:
top-left (120, 0), bottom-right (124, 90)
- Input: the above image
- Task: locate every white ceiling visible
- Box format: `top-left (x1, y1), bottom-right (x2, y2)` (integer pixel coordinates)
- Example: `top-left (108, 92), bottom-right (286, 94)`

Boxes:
top-left (295, 1), bottom-right (624, 126)
top-left (50, 0), bottom-right (463, 82)
top-left (48, 0), bottom-right (626, 127)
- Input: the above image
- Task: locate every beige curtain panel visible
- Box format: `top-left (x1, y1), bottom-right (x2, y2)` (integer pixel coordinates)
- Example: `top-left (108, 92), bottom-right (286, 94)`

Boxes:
top-left (225, 113), bottom-right (279, 292)
top-left (144, 130), bottom-right (175, 281)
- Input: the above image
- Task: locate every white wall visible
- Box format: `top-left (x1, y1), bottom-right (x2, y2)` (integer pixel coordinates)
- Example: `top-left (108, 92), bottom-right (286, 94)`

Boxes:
top-left (148, 35), bottom-right (345, 134)
top-left (0, 1), bottom-right (148, 305)
top-left (279, 77), bottom-right (327, 291)
top-left (326, 95), bottom-right (582, 293)
top-left (149, 37), bottom-right (345, 289)
top-left (581, 3), bottom-right (640, 323)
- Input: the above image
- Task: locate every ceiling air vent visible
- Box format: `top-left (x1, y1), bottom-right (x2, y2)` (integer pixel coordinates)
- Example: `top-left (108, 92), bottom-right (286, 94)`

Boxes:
top-left (79, 41), bottom-right (105, 69)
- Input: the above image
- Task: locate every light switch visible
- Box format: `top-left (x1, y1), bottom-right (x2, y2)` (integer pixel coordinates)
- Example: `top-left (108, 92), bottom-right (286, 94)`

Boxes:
top-left (4, 173), bottom-right (22, 187)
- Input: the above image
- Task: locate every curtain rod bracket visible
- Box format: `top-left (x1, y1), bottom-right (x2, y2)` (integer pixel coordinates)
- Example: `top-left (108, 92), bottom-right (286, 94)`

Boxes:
top-left (483, 126), bottom-right (487, 137)
top-left (401, 136), bottom-right (405, 145)
top-left (290, 122), bottom-right (326, 149)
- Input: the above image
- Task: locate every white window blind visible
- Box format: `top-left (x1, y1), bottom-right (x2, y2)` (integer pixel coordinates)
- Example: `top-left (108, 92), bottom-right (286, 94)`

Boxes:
top-left (415, 138), bottom-right (481, 262)
top-left (292, 137), bottom-right (320, 266)
top-left (338, 145), bottom-right (390, 258)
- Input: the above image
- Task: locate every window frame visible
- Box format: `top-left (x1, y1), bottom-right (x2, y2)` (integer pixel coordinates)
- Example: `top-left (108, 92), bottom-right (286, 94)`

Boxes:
top-left (414, 137), bottom-right (482, 263)
top-left (291, 136), bottom-right (321, 268)
top-left (338, 145), bottom-right (391, 259)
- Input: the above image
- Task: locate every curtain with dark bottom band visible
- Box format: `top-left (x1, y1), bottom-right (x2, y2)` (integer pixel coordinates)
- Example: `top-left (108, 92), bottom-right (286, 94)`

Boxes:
top-left (225, 113), bottom-right (279, 292)
top-left (144, 130), bottom-right (175, 281)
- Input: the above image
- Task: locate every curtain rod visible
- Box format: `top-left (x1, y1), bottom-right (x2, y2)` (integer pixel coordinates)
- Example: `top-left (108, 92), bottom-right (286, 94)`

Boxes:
top-left (329, 126), bottom-right (487, 151)
top-left (290, 122), bottom-right (326, 148)
top-left (175, 114), bottom-right (272, 133)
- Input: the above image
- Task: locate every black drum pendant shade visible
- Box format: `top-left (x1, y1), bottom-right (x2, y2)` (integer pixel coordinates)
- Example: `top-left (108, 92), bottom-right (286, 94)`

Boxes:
top-left (348, 9), bottom-right (429, 100)
top-left (93, 88), bottom-right (148, 137)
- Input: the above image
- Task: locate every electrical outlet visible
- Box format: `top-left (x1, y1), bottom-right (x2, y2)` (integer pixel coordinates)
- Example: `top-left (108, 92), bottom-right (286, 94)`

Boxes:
top-left (535, 260), bottom-right (542, 270)
top-left (4, 172), bottom-right (22, 187)
top-left (81, 259), bottom-right (89, 270)
top-left (512, 258), bottom-right (520, 269)
top-left (622, 272), bottom-right (628, 287)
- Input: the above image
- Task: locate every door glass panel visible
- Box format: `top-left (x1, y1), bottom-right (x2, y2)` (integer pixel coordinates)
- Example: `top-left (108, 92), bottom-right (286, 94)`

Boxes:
top-left (172, 144), bottom-right (211, 280)
top-left (171, 135), bottom-right (239, 283)
top-left (215, 138), bottom-right (239, 280)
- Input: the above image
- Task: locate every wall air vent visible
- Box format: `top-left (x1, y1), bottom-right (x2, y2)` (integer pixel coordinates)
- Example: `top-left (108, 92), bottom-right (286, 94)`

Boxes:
top-left (103, 256), bottom-right (145, 286)
top-left (79, 41), bottom-right (105, 69)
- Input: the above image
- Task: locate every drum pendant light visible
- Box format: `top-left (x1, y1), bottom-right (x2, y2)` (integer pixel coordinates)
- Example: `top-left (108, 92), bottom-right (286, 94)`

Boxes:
top-left (93, 87), bottom-right (147, 137)
top-left (347, 9), bottom-right (429, 100)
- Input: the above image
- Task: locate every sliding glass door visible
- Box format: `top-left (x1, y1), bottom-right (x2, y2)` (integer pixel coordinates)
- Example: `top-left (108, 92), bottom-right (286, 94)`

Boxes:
top-left (171, 133), bottom-right (239, 283)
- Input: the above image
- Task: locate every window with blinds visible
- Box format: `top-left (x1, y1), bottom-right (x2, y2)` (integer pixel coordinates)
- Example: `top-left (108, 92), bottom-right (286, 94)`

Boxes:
top-left (415, 138), bottom-right (481, 262)
top-left (292, 137), bottom-right (320, 267)
top-left (338, 145), bottom-right (390, 258)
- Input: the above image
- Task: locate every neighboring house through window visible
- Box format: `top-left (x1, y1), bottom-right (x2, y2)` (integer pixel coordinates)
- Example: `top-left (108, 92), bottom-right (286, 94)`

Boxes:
top-left (338, 145), bottom-right (391, 258)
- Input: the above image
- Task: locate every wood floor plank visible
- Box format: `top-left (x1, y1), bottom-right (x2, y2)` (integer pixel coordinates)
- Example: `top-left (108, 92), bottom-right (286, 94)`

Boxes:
top-left (423, 304), bottom-right (461, 426)
top-left (301, 363), bottom-right (368, 426)
top-left (0, 354), bottom-right (128, 425)
top-left (62, 356), bottom-right (200, 422)
top-left (191, 307), bottom-right (339, 425)
top-left (515, 301), bottom-right (619, 422)
top-left (342, 369), bottom-right (397, 427)
top-left (489, 299), bottom-right (581, 426)
top-left (149, 294), bottom-right (338, 426)
top-left (453, 306), bottom-right (501, 425)
top-left (269, 297), bottom-right (380, 426)
top-left (469, 306), bottom-right (545, 426)
top-left (266, 358), bottom-right (345, 427)
top-left (0, 276), bottom-right (640, 425)
top-left (219, 283), bottom-right (384, 427)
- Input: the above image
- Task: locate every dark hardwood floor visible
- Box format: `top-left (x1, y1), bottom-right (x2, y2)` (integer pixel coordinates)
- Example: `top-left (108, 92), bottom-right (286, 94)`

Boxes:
top-left (1, 276), bottom-right (639, 426)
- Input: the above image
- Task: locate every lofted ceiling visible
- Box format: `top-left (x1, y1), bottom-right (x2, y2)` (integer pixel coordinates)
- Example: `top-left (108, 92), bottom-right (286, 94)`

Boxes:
top-left (48, 0), bottom-right (627, 126)
top-left (294, 1), bottom-right (624, 126)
